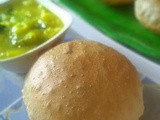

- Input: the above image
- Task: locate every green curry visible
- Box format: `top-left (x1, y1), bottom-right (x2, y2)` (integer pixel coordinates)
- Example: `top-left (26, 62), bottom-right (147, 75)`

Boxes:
top-left (0, 0), bottom-right (64, 59)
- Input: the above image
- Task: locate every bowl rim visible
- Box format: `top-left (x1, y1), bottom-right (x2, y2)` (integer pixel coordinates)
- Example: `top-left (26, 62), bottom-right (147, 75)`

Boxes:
top-left (0, 0), bottom-right (72, 62)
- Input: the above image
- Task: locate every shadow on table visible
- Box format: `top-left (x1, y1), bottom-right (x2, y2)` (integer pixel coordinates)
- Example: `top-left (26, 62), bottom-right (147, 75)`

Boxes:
top-left (140, 84), bottom-right (160, 120)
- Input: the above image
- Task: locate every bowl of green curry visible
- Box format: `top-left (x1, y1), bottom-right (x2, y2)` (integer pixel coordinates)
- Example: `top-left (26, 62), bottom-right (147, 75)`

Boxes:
top-left (0, 0), bottom-right (72, 73)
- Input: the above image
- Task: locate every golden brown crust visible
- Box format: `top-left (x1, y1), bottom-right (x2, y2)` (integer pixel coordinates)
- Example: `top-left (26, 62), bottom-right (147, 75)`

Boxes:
top-left (23, 40), bottom-right (144, 120)
top-left (103, 0), bottom-right (134, 5)
top-left (135, 0), bottom-right (160, 34)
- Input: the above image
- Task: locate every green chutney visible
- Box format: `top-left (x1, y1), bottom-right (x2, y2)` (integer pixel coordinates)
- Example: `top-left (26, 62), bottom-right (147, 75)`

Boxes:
top-left (0, 0), bottom-right (64, 59)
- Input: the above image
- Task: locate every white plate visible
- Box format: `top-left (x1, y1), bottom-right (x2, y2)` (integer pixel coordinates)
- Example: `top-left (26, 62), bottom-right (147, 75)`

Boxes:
top-left (0, 28), bottom-right (160, 120)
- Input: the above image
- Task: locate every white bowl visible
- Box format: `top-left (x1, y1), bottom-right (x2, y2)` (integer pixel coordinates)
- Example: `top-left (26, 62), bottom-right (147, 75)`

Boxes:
top-left (0, 0), bottom-right (72, 74)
